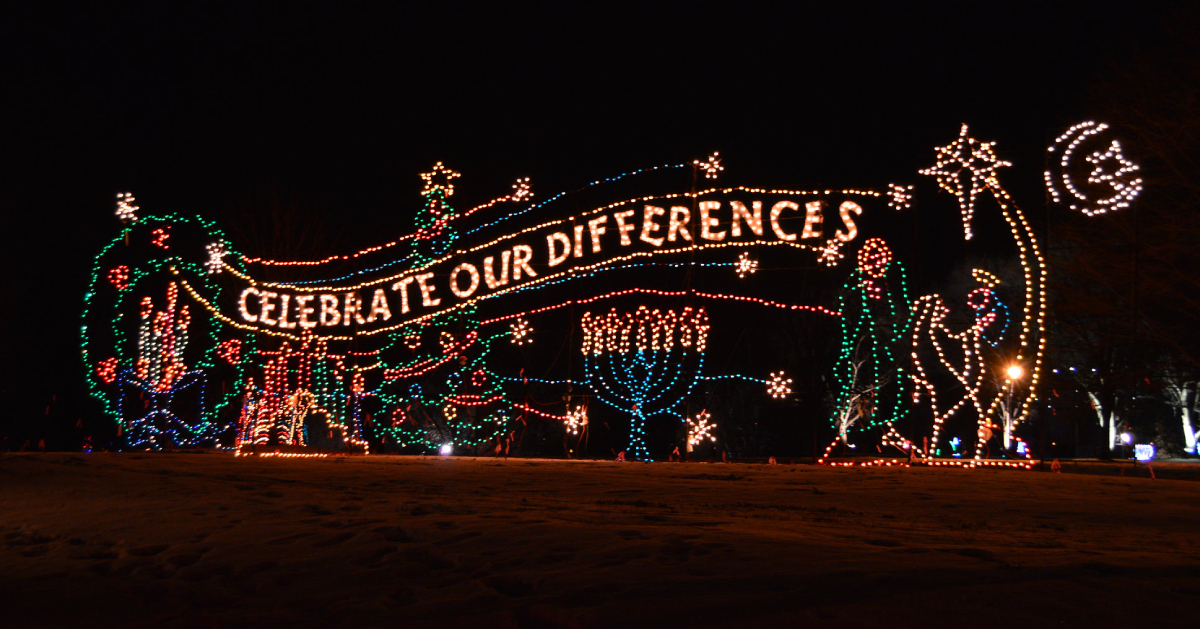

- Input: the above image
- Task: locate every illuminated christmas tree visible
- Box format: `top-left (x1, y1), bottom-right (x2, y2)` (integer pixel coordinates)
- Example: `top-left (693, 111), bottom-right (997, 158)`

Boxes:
top-left (374, 163), bottom-right (515, 453)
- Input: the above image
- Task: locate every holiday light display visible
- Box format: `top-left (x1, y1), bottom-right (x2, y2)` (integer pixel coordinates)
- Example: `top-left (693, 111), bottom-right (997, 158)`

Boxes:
top-left (83, 134), bottom-right (1052, 464)
top-left (1044, 121), bottom-right (1143, 216)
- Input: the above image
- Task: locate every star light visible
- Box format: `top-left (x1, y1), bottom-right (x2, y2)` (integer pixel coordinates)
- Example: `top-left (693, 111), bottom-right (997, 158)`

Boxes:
top-left (887, 183), bottom-right (913, 211)
top-left (694, 152), bottom-right (724, 179)
top-left (115, 192), bottom-right (139, 222)
top-left (767, 372), bottom-right (792, 399)
top-left (734, 251), bottom-right (758, 278)
top-left (204, 242), bottom-right (226, 274)
top-left (510, 318), bottom-right (532, 345)
top-left (919, 124), bottom-right (1010, 240)
top-left (420, 161), bottom-right (461, 197)
top-left (687, 410), bottom-right (717, 446)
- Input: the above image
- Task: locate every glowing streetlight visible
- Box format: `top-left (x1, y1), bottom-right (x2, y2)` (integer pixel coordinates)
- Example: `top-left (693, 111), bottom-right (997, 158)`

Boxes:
top-left (439, 443), bottom-right (453, 456)
top-left (1002, 363), bottom-right (1024, 450)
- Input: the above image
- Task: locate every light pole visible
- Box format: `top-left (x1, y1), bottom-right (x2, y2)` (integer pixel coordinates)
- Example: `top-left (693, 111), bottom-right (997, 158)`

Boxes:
top-left (1004, 364), bottom-right (1024, 450)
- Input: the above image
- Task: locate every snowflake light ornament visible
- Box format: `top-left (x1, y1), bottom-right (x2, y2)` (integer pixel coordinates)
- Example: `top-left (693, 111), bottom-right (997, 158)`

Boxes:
top-left (887, 183), bottom-right (913, 211)
top-left (734, 251), bottom-right (758, 278)
top-left (694, 152), bottom-right (724, 179)
top-left (817, 239), bottom-right (844, 267)
top-left (115, 192), bottom-right (139, 222)
top-left (767, 372), bottom-right (793, 399)
top-left (512, 177), bottom-right (533, 201)
top-left (204, 242), bottom-right (226, 274)
top-left (687, 410), bottom-right (717, 447)
top-left (510, 318), bottom-right (532, 345)
top-left (919, 124), bottom-right (1010, 240)
top-left (565, 405), bottom-right (587, 436)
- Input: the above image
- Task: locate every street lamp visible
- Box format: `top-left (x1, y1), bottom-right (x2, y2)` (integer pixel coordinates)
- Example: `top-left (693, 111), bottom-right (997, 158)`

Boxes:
top-left (1003, 364), bottom-right (1024, 449)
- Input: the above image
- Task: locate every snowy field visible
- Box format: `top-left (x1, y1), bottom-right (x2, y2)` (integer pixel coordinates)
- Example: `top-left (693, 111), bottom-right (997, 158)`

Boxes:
top-left (2, 453), bottom-right (1198, 628)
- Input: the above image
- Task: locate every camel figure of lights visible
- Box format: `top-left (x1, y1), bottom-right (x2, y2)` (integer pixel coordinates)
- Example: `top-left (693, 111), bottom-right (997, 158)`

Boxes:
top-left (580, 306), bottom-right (709, 460)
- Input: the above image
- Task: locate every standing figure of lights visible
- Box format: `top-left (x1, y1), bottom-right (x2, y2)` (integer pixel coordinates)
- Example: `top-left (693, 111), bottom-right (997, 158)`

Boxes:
top-left (830, 238), bottom-right (912, 447)
top-left (1044, 121), bottom-right (1142, 216)
top-left (579, 306), bottom-right (709, 460)
top-left (910, 270), bottom-right (1003, 460)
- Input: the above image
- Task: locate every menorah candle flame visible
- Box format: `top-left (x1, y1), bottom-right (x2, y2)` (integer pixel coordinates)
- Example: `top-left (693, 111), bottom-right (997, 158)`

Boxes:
top-left (579, 306), bottom-right (709, 356)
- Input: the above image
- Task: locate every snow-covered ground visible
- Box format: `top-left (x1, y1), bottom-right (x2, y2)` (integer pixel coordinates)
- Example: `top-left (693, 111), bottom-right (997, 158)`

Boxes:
top-left (2, 453), bottom-right (1198, 628)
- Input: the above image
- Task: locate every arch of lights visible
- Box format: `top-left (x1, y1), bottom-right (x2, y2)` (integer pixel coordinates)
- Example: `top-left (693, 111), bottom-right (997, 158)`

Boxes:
top-left (81, 124), bottom-right (1140, 464)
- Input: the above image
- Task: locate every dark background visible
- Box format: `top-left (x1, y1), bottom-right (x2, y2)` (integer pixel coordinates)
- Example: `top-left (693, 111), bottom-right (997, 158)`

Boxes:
top-left (0, 1), bottom-right (1181, 447)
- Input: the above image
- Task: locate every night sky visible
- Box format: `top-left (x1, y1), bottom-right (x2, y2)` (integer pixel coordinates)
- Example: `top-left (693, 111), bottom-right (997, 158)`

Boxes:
top-left (0, 2), bottom-right (1179, 441)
